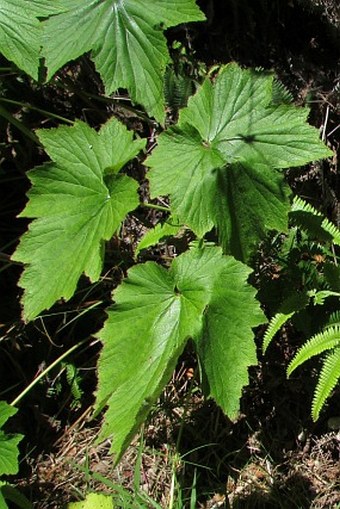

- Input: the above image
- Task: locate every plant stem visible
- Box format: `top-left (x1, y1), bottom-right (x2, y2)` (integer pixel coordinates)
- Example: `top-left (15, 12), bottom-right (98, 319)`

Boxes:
top-left (10, 338), bottom-right (90, 407)
top-left (0, 105), bottom-right (40, 144)
top-left (141, 202), bottom-right (170, 212)
top-left (0, 97), bottom-right (74, 125)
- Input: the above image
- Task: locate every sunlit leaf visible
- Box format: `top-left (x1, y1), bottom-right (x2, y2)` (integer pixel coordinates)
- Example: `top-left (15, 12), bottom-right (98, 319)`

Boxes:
top-left (147, 63), bottom-right (332, 259)
top-left (12, 118), bottom-right (145, 320)
top-left (42, 0), bottom-right (205, 122)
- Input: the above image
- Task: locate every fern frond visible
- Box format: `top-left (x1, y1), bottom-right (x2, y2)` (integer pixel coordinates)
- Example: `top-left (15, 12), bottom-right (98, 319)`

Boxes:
top-left (263, 292), bottom-right (310, 353)
top-left (312, 290), bottom-right (340, 305)
top-left (263, 312), bottom-right (294, 353)
top-left (312, 347), bottom-right (340, 421)
top-left (287, 326), bottom-right (340, 376)
top-left (325, 311), bottom-right (340, 328)
top-left (65, 362), bottom-right (83, 404)
top-left (291, 196), bottom-right (340, 245)
top-left (272, 78), bottom-right (294, 105)
top-left (164, 66), bottom-right (193, 111)
top-left (323, 263), bottom-right (340, 292)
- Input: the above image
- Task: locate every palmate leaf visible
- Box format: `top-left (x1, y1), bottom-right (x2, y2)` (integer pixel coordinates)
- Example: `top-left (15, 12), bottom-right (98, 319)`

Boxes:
top-left (12, 118), bottom-right (145, 321)
top-left (42, 0), bottom-right (205, 123)
top-left (146, 63), bottom-right (333, 260)
top-left (95, 245), bottom-right (264, 459)
top-left (0, 0), bottom-right (63, 79)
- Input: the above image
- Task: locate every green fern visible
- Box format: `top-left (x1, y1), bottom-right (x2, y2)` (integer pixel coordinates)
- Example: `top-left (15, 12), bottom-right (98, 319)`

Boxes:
top-left (272, 77), bottom-right (294, 105)
top-left (325, 310), bottom-right (340, 328)
top-left (63, 362), bottom-right (83, 408)
top-left (323, 263), bottom-right (340, 291)
top-left (287, 325), bottom-right (340, 420)
top-left (263, 312), bottom-right (294, 353)
top-left (263, 190), bottom-right (340, 418)
top-left (164, 66), bottom-right (194, 112)
top-left (291, 196), bottom-right (340, 246)
top-left (311, 347), bottom-right (340, 421)
top-left (262, 292), bottom-right (310, 353)
top-left (287, 326), bottom-right (340, 374)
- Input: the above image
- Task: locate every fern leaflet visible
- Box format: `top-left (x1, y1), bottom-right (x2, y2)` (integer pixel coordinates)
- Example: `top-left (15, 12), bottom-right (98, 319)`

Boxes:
top-left (312, 347), bottom-right (340, 421)
top-left (272, 78), bottom-right (294, 105)
top-left (287, 325), bottom-right (340, 376)
top-left (263, 292), bottom-right (310, 353)
top-left (325, 311), bottom-right (340, 328)
top-left (291, 196), bottom-right (340, 246)
top-left (263, 312), bottom-right (294, 353)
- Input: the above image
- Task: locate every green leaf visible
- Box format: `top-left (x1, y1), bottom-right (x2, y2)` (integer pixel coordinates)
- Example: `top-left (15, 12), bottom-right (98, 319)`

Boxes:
top-left (0, 431), bottom-right (23, 475)
top-left (42, 0), bottom-right (205, 122)
top-left (211, 162), bottom-right (291, 260)
top-left (147, 63), bottom-right (332, 259)
top-left (0, 402), bottom-right (23, 477)
top-left (95, 245), bottom-right (264, 458)
top-left (0, 434), bottom-right (23, 476)
top-left (0, 485), bottom-right (33, 509)
top-left (12, 118), bottom-right (145, 321)
top-left (68, 493), bottom-right (114, 509)
top-left (135, 216), bottom-right (183, 257)
top-left (0, 0), bottom-right (63, 79)
top-left (0, 487), bottom-right (7, 509)
top-left (0, 402), bottom-right (16, 429)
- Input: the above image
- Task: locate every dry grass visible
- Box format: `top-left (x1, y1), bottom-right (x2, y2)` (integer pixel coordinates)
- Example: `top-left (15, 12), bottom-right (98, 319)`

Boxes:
top-left (14, 359), bottom-right (340, 508)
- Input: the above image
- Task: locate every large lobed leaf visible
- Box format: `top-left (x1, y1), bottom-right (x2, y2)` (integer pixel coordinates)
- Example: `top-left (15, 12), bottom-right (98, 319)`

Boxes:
top-left (12, 118), bottom-right (145, 321)
top-left (146, 63), bottom-right (333, 260)
top-left (42, 0), bottom-right (205, 122)
top-left (0, 0), bottom-right (63, 79)
top-left (95, 245), bottom-right (265, 459)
